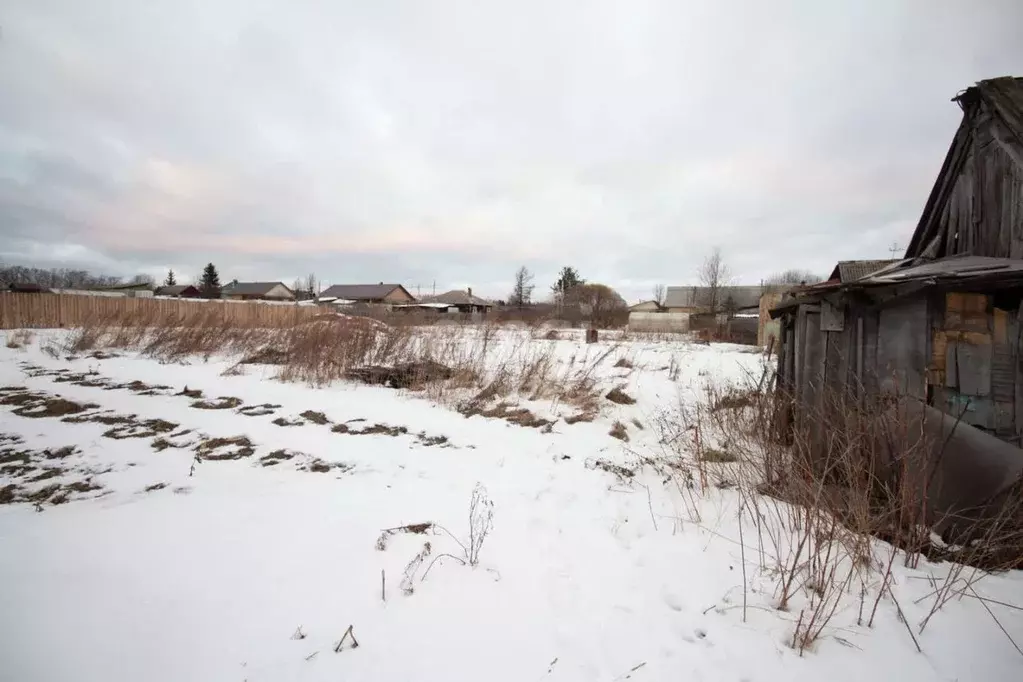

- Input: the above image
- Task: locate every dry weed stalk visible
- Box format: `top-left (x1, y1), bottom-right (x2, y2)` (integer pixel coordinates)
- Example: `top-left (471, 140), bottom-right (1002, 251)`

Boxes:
top-left (47, 310), bottom-right (615, 413)
top-left (660, 360), bottom-right (1023, 655)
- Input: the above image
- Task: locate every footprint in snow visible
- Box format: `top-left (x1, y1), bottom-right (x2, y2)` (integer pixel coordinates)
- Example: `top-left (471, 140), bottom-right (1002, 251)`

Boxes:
top-left (680, 627), bottom-right (709, 644)
top-left (663, 592), bottom-right (685, 612)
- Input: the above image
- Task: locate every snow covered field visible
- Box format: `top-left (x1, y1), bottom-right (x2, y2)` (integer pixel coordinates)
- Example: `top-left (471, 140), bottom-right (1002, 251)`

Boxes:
top-left (1, 328), bottom-right (1021, 682)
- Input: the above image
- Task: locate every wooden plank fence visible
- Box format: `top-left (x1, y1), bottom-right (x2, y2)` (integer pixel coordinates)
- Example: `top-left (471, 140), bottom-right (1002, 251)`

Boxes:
top-left (0, 293), bottom-right (323, 329)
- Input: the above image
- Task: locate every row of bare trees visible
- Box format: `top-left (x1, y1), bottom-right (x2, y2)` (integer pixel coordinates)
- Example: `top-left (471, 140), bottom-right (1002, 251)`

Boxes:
top-left (0, 264), bottom-right (154, 290)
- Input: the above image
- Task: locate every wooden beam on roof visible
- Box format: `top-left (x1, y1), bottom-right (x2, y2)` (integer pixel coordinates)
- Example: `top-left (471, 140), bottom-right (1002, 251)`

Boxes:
top-left (906, 115), bottom-right (974, 258)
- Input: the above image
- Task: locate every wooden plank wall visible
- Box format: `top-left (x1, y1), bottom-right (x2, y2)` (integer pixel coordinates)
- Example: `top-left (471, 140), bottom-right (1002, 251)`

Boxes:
top-left (0, 294), bottom-right (323, 329)
top-left (938, 140), bottom-right (1023, 259)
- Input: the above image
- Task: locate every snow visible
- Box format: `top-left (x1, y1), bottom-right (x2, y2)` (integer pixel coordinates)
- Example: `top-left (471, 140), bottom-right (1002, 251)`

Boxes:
top-left (1, 328), bottom-right (1021, 682)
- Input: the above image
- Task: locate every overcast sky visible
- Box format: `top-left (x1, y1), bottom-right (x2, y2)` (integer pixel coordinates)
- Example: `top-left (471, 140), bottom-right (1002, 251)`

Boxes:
top-left (1, 1), bottom-right (1021, 301)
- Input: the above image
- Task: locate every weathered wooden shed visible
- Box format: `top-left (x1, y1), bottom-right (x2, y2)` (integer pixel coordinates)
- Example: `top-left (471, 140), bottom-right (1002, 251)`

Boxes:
top-left (773, 257), bottom-right (1023, 442)
top-left (772, 76), bottom-right (1023, 449)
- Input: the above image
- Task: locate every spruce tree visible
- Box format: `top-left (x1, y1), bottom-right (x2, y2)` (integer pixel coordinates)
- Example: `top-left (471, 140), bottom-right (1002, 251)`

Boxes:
top-left (200, 263), bottom-right (221, 299)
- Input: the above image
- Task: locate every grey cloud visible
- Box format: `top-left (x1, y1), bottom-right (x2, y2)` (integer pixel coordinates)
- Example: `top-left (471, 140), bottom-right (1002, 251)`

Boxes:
top-left (1, 0), bottom-right (1022, 303)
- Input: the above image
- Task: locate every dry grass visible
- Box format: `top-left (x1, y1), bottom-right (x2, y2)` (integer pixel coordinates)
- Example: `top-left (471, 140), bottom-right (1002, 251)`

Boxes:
top-left (47, 310), bottom-right (617, 418)
top-left (5, 330), bottom-right (34, 349)
top-left (656, 366), bottom-right (1023, 656)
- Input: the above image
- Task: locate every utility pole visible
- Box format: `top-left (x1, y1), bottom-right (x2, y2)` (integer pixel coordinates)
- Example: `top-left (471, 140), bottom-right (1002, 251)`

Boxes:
top-left (888, 242), bottom-right (902, 258)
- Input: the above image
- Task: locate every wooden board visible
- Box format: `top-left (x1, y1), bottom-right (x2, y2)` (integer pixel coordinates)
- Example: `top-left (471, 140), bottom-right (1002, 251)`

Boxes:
top-left (877, 298), bottom-right (928, 398)
top-left (820, 300), bottom-right (844, 332)
top-left (945, 292), bottom-right (990, 333)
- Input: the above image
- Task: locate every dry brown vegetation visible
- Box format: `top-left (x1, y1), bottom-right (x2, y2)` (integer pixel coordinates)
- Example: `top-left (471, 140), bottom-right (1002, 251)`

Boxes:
top-left (655, 368), bottom-right (1023, 656)
top-left (5, 329), bottom-right (34, 349)
top-left (46, 308), bottom-right (620, 422)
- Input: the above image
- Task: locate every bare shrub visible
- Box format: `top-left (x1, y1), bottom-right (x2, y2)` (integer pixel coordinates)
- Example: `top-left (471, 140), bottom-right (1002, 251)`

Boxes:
top-left (658, 363), bottom-right (1023, 656)
top-left (5, 330), bottom-right (34, 349)
top-left (380, 484), bottom-right (495, 591)
top-left (466, 483), bottom-right (495, 567)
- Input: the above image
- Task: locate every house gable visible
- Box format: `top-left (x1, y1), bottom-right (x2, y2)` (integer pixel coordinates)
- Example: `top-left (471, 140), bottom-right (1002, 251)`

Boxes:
top-left (264, 283), bottom-right (295, 300)
top-left (905, 77), bottom-right (1023, 260)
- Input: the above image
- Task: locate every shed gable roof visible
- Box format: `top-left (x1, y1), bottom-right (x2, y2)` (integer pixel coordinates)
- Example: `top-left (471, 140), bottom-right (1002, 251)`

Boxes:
top-left (829, 260), bottom-right (901, 283)
top-left (905, 76), bottom-right (1023, 259)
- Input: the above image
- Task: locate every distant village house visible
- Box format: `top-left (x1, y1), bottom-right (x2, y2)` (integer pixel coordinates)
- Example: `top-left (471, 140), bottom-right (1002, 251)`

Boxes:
top-left (317, 283), bottom-right (415, 306)
top-left (155, 284), bottom-right (201, 298)
top-left (221, 281), bottom-right (295, 302)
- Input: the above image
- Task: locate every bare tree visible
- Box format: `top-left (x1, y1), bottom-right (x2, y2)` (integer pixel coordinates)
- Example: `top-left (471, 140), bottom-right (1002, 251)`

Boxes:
top-left (653, 283), bottom-right (666, 305)
top-left (304, 273), bottom-right (318, 300)
top-left (565, 283), bottom-right (628, 327)
top-left (698, 247), bottom-right (732, 313)
top-left (509, 266), bottom-right (535, 308)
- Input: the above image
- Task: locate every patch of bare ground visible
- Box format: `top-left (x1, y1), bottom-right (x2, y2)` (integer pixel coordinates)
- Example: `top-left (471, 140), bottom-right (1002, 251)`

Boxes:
top-left (345, 361), bottom-right (453, 389)
top-left (300, 410), bottom-right (331, 425)
top-left (328, 420), bottom-right (450, 445)
top-left (416, 433), bottom-right (449, 447)
top-left (605, 387), bottom-right (636, 405)
top-left (331, 422), bottom-right (407, 436)
top-left (151, 435), bottom-right (192, 452)
top-left (104, 418), bottom-right (178, 440)
top-left (259, 449), bottom-right (297, 466)
top-left (272, 416), bottom-right (305, 427)
top-left (191, 396), bottom-right (243, 410)
top-left (302, 458), bottom-right (353, 474)
top-left (63, 412), bottom-right (134, 426)
top-left (110, 380), bottom-right (172, 395)
top-left (30, 468), bottom-right (63, 483)
top-left (613, 357), bottom-right (634, 369)
top-left (460, 401), bottom-right (553, 429)
top-left (3, 477), bottom-right (105, 507)
top-left (176, 387), bottom-right (203, 399)
top-left (608, 420), bottom-right (629, 441)
top-left (44, 445), bottom-right (77, 459)
top-left (8, 394), bottom-right (99, 419)
top-left (143, 482), bottom-right (168, 492)
top-left (0, 484), bottom-right (18, 504)
top-left (195, 436), bottom-right (255, 461)
top-left (564, 411), bottom-right (596, 425)
top-left (237, 404), bottom-right (281, 416)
